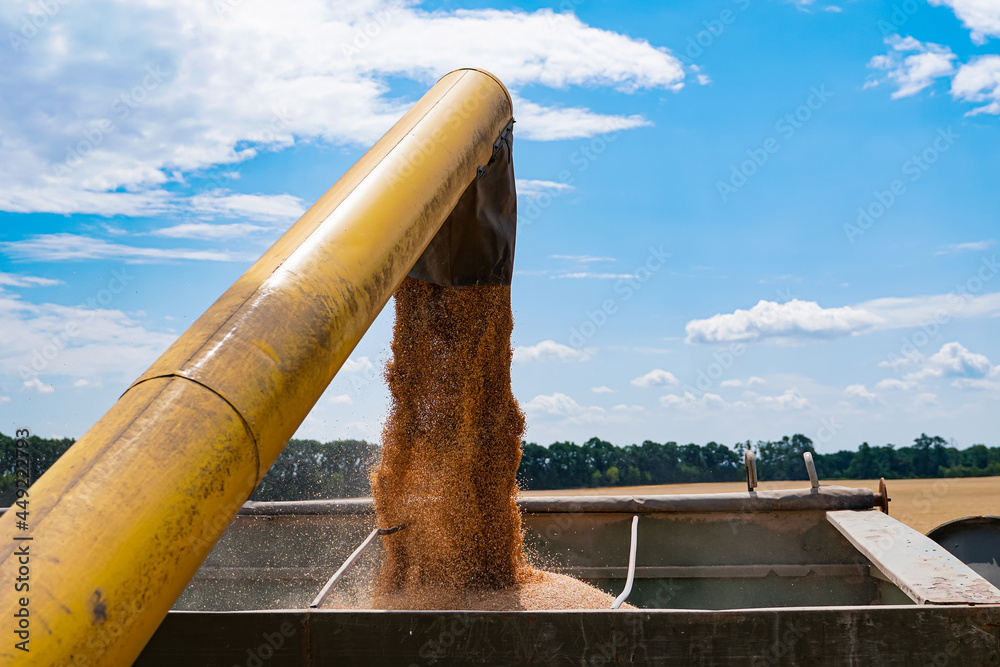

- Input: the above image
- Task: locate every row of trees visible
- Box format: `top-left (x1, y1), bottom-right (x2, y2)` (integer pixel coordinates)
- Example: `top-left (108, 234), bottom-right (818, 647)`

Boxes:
top-left (0, 433), bottom-right (379, 505)
top-left (2, 431), bottom-right (998, 503)
top-left (518, 433), bottom-right (1000, 490)
top-left (0, 432), bottom-right (75, 505)
top-left (249, 438), bottom-right (379, 501)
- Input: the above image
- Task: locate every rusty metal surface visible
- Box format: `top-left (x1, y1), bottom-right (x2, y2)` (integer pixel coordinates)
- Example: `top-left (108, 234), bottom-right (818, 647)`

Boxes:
top-left (878, 477), bottom-right (890, 514)
top-left (828, 509), bottom-right (1000, 605)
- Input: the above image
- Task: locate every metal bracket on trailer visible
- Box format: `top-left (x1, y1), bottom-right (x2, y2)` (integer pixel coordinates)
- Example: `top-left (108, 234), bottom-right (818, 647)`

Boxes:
top-left (744, 450), bottom-right (758, 492)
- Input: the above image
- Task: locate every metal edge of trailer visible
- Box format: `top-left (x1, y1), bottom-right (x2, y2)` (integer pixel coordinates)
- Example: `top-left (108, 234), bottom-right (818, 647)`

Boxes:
top-left (136, 605), bottom-right (1000, 666)
top-left (235, 485), bottom-right (881, 516)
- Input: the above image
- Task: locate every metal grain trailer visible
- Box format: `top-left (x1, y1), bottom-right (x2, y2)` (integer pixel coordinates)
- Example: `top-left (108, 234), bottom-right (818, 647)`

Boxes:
top-left (136, 482), bottom-right (1000, 665)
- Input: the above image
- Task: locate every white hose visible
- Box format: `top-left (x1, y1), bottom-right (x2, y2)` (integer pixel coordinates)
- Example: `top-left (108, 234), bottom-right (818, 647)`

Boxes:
top-left (611, 515), bottom-right (639, 609)
top-left (310, 524), bottom-right (404, 608)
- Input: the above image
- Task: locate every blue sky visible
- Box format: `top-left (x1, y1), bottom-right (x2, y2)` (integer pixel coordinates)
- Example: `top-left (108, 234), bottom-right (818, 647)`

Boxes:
top-left (1, 0), bottom-right (998, 452)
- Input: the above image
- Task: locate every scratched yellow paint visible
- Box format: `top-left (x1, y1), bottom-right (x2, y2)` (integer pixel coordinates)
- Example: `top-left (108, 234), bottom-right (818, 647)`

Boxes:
top-left (0, 69), bottom-right (513, 666)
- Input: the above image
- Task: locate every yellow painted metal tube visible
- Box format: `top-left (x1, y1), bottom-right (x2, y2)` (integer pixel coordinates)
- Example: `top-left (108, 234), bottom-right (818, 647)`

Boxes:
top-left (0, 68), bottom-right (513, 666)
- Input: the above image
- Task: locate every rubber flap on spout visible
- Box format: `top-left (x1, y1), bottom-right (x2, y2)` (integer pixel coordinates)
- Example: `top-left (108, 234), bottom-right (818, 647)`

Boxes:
top-left (407, 119), bottom-right (516, 287)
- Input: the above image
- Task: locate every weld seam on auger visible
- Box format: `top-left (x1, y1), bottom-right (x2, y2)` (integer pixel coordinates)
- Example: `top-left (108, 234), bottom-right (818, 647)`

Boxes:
top-left (125, 373), bottom-right (263, 481)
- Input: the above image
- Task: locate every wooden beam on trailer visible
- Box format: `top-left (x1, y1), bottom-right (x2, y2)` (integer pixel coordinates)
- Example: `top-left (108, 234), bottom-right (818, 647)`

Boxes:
top-left (827, 509), bottom-right (1000, 605)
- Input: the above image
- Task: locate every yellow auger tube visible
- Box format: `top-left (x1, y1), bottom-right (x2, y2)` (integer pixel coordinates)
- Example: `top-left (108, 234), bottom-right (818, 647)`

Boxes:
top-left (0, 68), bottom-right (513, 666)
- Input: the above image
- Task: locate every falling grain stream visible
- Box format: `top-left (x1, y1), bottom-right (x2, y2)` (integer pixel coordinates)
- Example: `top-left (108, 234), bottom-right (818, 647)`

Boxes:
top-left (370, 277), bottom-right (622, 610)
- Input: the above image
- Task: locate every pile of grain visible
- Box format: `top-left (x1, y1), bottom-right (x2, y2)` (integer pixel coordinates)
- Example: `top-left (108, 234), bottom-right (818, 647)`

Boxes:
top-left (374, 569), bottom-right (620, 611)
top-left (370, 277), bottom-right (619, 610)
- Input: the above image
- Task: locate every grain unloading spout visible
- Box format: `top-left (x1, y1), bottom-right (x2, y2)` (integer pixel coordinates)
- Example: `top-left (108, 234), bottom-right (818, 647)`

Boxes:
top-left (408, 117), bottom-right (516, 287)
top-left (0, 68), bottom-right (515, 666)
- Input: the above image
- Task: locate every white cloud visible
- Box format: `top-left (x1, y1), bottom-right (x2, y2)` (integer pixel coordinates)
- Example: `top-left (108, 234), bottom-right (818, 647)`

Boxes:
top-left (686, 291), bottom-right (1000, 344)
top-left (685, 298), bottom-right (883, 343)
top-left (328, 394), bottom-right (353, 404)
top-left (660, 391), bottom-right (726, 410)
top-left (186, 192), bottom-right (307, 222)
top-left (523, 392), bottom-right (618, 425)
top-left (951, 377), bottom-right (1000, 391)
top-left (928, 341), bottom-right (992, 376)
top-left (73, 379), bottom-right (91, 388)
top-left (515, 180), bottom-right (575, 200)
top-left (867, 36), bottom-right (957, 99)
top-left (929, 0), bottom-right (1000, 44)
top-left (523, 392), bottom-right (583, 416)
top-left (151, 222), bottom-right (270, 240)
top-left (548, 254), bottom-right (624, 280)
top-left (513, 340), bottom-right (594, 363)
top-left (0, 396), bottom-right (10, 403)
top-left (0, 295), bottom-right (176, 384)
top-left (591, 385), bottom-right (616, 394)
top-left (553, 272), bottom-right (636, 280)
top-left (550, 255), bottom-right (616, 263)
top-left (915, 392), bottom-right (939, 407)
top-left (102, 224), bottom-right (131, 236)
top-left (844, 383), bottom-right (879, 404)
top-left (630, 368), bottom-right (679, 388)
top-left (935, 240), bottom-right (995, 255)
top-left (864, 291), bottom-right (1000, 328)
top-left (23, 378), bottom-right (55, 394)
top-left (876, 378), bottom-right (916, 391)
top-left (0, 272), bottom-right (62, 288)
top-left (952, 55), bottom-right (1000, 115)
top-left (0, 188), bottom-right (174, 218)
top-left (720, 376), bottom-right (765, 388)
top-left (0, 1), bottom-right (684, 217)
top-left (659, 388), bottom-right (810, 411)
top-left (4, 190), bottom-right (307, 225)
top-left (905, 341), bottom-right (993, 380)
top-left (744, 388), bottom-right (811, 411)
top-left (512, 97), bottom-right (652, 141)
top-left (878, 351), bottom-right (924, 371)
top-left (341, 356), bottom-right (374, 374)
top-left (366, 9), bottom-right (686, 92)
top-left (863, 3), bottom-right (1000, 115)
top-left (1, 233), bottom-right (254, 263)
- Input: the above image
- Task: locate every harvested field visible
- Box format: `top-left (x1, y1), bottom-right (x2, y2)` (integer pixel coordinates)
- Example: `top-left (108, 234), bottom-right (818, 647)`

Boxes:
top-left (522, 476), bottom-right (1000, 535)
